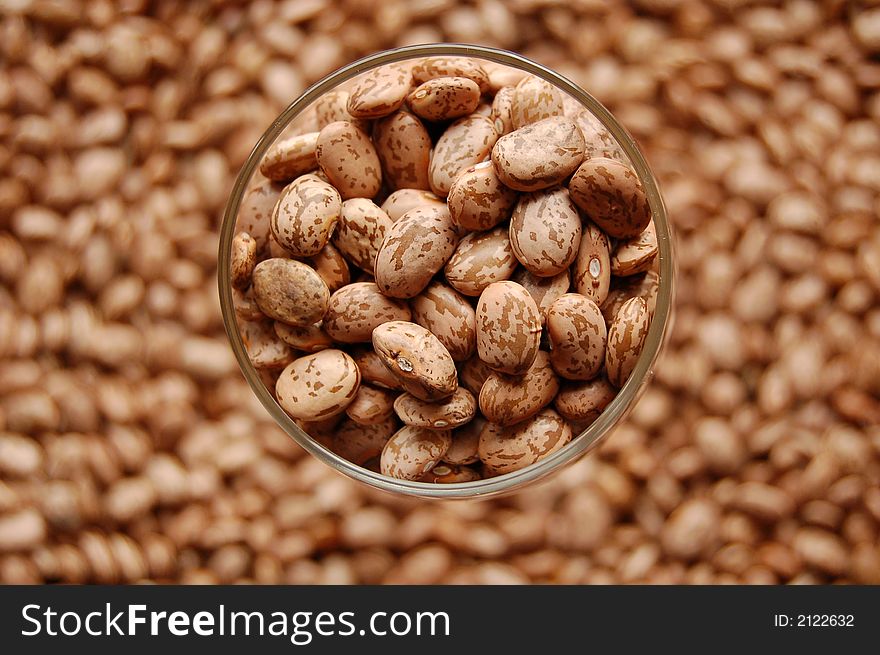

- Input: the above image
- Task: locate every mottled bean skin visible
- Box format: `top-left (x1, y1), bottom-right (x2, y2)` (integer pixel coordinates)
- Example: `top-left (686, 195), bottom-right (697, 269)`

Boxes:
top-left (569, 157), bottom-right (651, 239)
top-left (381, 426), bottom-right (452, 480)
top-left (374, 111), bottom-right (432, 191)
top-left (447, 161), bottom-right (518, 232)
top-left (333, 198), bottom-right (393, 273)
top-left (345, 384), bottom-right (396, 426)
top-left (351, 347), bottom-right (402, 390)
top-left (273, 321), bottom-right (333, 352)
top-left (394, 387), bottom-right (476, 430)
top-left (410, 281), bottom-right (476, 361)
top-left (260, 132), bottom-right (319, 181)
top-left (374, 205), bottom-right (458, 299)
top-left (476, 281), bottom-right (542, 375)
top-left (479, 351), bottom-right (559, 426)
top-left (428, 115), bottom-right (499, 197)
top-left (492, 117), bottom-right (585, 192)
top-left (315, 90), bottom-right (367, 130)
top-left (572, 110), bottom-right (626, 161)
top-left (251, 258), bottom-right (329, 327)
top-left (478, 408), bottom-right (571, 475)
top-left (347, 64), bottom-right (412, 119)
top-left (275, 349), bottom-right (361, 420)
top-left (511, 268), bottom-right (570, 325)
top-left (315, 121), bottom-right (382, 199)
top-left (572, 222), bottom-right (611, 306)
top-left (510, 75), bottom-right (564, 129)
top-left (445, 226), bottom-right (518, 297)
top-left (380, 189), bottom-right (446, 222)
top-left (510, 187), bottom-right (582, 277)
top-left (331, 417), bottom-right (397, 465)
top-left (445, 417), bottom-right (483, 465)
top-left (238, 178), bottom-right (281, 252)
top-left (458, 357), bottom-right (495, 396)
top-left (323, 282), bottom-right (412, 343)
top-left (240, 318), bottom-right (293, 369)
top-left (231, 232), bottom-right (256, 289)
top-left (270, 176), bottom-right (341, 257)
top-left (554, 377), bottom-right (617, 422)
top-left (307, 242), bottom-right (350, 292)
top-left (611, 221), bottom-right (658, 276)
top-left (546, 293), bottom-right (607, 380)
top-left (418, 463), bottom-right (481, 483)
top-left (605, 296), bottom-right (650, 388)
top-left (372, 321), bottom-right (458, 401)
top-left (412, 57), bottom-right (490, 93)
top-left (490, 85), bottom-right (515, 136)
top-left (407, 77), bottom-right (481, 122)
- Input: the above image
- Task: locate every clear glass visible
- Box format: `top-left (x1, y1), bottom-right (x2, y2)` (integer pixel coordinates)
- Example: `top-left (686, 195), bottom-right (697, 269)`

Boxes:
top-left (218, 43), bottom-right (674, 499)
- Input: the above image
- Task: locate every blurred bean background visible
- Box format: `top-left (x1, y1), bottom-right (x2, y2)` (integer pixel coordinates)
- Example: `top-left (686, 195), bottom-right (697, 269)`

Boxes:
top-left (1, 0), bottom-right (879, 584)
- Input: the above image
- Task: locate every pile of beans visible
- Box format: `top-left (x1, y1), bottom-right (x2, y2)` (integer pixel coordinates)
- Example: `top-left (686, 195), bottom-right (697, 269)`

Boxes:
top-left (1, 0), bottom-right (879, 584)
top-left (231, 58), bottom-right (660, 482)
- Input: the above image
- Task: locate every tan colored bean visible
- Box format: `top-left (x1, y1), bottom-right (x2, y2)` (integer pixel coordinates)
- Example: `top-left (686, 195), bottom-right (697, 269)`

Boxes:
top-left (381, 426), bottom-right (452, 480)
top-left (569, 158), bottom-right (651, 239)
top-left (351, 348), bottom-right (402, 391)
top-left (476, 281), bottom-right (542, 375)
top-left (490, 85), bottom-right (516, 136)
top-left (374, 205), bottom-right (458, 299)
top-left (372, 321), bottom-right (458, 402)
top-left (605, 297), bottom-right (650, 388)
top-left (333, 199), bottom-right (393, 273)
top-left (554, 377), bottom-right (617, 422)
top-left (418, 464), bottom-right (481, 483)
top-left (230, 232), bottom-right (256, 289)
top-left (445, 417), bottom-right (484, 465)
top-left (611, 221), bottom-right (658, 276)
top-left (546, 293), bottom-right (607, 380)
top-left (270, 176), bottom-right (341, 257)
top-left (479, 351), bottom-right (559, 426)
top-left (307, 242), bottom-right (350, 293)
top-left (478, 408), bottom-right (571, 475)
top-left (259, 132), bottom-right (319, 181)
top-left (251, 258), bottom-right (329, 327)
top-left (445, 226), bottom-right (518, 297)
top-left (374, 111), bottom-right (431, 191)
top-left (428, 115), bottom-right (499, 196)
top-left (323, 282), bottom-right (411, 343)
top-left (572, 222), bottom-right (611, 306)
top-left (273, 322), bottom-right (333, 353)
top-left (345, 385), bottom-right (396, 426)
top-left (331, 417), bottom-right (397, 465)
top-left (275, 349), bottom-right (361, 421)
top-left (459, 357), bottom-right (495, 396)
top-left (315, 121), bottom-right (382, 199)
top-left (447, 161), bottom-right (518, 232)
top-left (410, 281), bottom-right (476, 362)
top-left (239, 318), bottom-right (293, 370)
top-left (511, 268), bottom-right (570, 325)
top-left (394, 387), bottom-right (477, 430)
top-left (492, 117), bottom-right (585, 192)
top-left (347, 64), bottom-right (412, 119)
top-left (510, 75), bottom-right (564, 129)
top-left (510, 187), bottom-right (582, 276)
top-left (412, 57), bottom-right (490, 93)
top-left (380, 189), bottom-right (446, 222)
top-left (407, 77), bottom-right (481, 122)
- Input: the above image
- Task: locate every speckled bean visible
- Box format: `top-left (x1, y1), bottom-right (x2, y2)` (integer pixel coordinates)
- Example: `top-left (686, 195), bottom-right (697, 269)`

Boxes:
top-left (445, 225), bottom-right (518, 297)
top-left (372, 321), bottom-right (458, 401)
top-left (476, 281), bottom-right (542, 375)
top-left (381, 426), bottom-right (452, 480)
top-left (275, 349), bottom-right (361, 420)
top-left (323, 282), bottom-right (411, 343)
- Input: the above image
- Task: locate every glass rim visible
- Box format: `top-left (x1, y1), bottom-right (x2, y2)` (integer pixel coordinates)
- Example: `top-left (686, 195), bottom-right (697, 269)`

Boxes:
top-left (218, 43), bottom-right (674, 500)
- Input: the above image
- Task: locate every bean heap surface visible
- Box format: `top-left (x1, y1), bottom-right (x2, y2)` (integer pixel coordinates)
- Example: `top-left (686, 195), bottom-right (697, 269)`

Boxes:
top-left (234, 58), bottom-right (660, 482)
